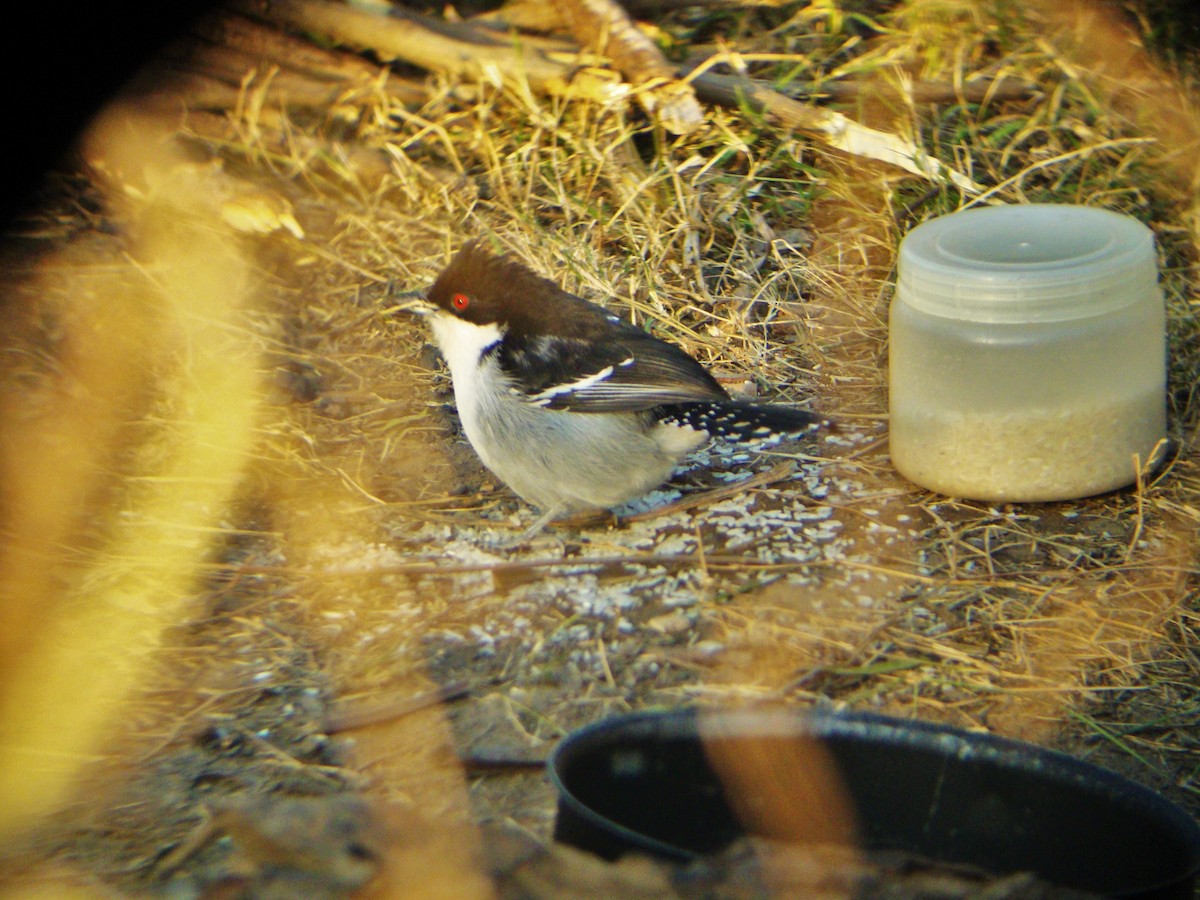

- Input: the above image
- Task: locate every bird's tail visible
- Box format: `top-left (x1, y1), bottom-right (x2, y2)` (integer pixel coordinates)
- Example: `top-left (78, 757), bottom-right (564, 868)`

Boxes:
top-left (655, 401), bottom-right (829, 443)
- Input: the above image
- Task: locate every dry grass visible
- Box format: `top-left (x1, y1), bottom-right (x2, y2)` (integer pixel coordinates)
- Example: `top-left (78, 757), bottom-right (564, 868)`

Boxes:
top-left (2, 0), bottom-right (1199, 893)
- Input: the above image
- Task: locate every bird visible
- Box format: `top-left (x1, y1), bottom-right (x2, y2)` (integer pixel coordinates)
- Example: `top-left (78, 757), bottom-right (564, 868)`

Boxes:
top-left (396, 241), bottom-right (827, 534)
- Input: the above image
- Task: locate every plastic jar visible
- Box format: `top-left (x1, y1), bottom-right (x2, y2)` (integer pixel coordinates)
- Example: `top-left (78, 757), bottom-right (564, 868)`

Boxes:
top-left (889, 204), bottom-right (1167, 502)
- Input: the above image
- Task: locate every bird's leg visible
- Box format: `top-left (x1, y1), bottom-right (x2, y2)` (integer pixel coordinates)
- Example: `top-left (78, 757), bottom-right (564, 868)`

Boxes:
top-left (520, 503), bottom-right (567, 541)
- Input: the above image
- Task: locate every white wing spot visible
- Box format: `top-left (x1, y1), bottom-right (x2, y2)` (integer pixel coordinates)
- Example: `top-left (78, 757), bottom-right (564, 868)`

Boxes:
top-left (529, 364), bottom-right (615, 402)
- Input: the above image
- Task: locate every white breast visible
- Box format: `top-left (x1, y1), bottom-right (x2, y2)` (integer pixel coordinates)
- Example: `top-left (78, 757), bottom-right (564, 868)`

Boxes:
top-left (427, 313), bottom-right (505, 429)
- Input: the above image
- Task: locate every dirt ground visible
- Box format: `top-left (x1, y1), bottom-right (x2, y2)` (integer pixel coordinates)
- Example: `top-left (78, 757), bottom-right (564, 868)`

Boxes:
top-left (1, 1), bottom-right (1199, 897)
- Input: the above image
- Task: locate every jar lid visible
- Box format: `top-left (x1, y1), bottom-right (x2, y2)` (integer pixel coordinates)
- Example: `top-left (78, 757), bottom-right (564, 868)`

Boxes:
top-left (897, 204), bottom-right (1159, 323)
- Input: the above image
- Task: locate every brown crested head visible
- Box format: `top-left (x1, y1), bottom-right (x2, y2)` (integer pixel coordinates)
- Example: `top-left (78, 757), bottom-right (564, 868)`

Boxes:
top-left (427, 241), bottom-right (610, 337)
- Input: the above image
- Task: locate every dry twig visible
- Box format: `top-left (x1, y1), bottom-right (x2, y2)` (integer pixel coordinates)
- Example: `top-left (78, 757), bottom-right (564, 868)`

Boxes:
top-left (238, 0), bottom-right (979, 189)
top-left (553, 0), bottom-right (703, 133)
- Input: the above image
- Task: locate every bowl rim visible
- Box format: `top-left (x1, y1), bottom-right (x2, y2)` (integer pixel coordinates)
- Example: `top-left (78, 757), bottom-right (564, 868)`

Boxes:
top-left (548, 706), bottom-right (1200, 886)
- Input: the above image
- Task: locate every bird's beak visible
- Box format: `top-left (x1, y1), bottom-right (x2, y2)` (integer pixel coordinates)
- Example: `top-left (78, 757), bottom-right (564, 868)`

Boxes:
top-left (381, 287), bottom-right (435, 317)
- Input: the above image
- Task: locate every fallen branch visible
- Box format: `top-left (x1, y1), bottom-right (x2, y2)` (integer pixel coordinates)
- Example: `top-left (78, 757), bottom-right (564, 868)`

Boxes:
top-left (783, 76), bottom-right (1037, 105)
top-left (689, 70), bottom-right (981, 193)
top-left (234, 0), bottom-right (980, 190)
top-left (131, 13), bottom-right (427, 118)
top-left (554, 0), bottom-right (703, 133)
top-left (191, 12), bottom-right (394, 85)
top-left (241, 0), bottom-right (623, 103)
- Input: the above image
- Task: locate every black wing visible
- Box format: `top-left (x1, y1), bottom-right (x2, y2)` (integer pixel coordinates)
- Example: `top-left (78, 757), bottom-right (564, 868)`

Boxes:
top-left (493, 325), bottom-right (729, 413)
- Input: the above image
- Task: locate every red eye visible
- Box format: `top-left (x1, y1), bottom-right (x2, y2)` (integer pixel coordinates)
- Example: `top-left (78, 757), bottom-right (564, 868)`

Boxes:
top-left (451, 292), bottom-right (470, 311)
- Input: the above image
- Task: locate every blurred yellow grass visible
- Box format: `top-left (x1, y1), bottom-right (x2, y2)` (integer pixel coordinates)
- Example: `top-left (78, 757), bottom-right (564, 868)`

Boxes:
top-left (0, 108), bottom-right (267, 838)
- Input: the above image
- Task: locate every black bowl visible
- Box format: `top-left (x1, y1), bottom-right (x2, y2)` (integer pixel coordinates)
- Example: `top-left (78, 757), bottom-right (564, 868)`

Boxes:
top-left (548, 708), bottom-right (1200, 898)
